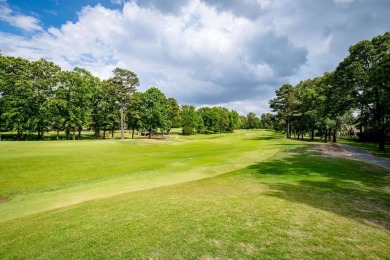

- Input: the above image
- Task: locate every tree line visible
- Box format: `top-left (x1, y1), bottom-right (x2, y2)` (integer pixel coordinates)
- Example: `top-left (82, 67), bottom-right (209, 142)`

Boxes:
top-left (0, 54), bottom-right (270, 140)
top-left (270, 32), bottom-right (389, 151)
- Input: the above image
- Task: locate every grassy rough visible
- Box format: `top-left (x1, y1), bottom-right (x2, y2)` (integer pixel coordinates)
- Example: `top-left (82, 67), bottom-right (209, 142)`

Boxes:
top-left (0, 130), bottom-right (389, 259)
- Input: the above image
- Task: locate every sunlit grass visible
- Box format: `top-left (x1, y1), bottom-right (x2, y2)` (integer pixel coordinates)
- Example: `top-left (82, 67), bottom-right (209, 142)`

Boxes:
top-left (0, 130), bottom-right (389, 258)
top-left (0, 130), bottom-right (284, 221)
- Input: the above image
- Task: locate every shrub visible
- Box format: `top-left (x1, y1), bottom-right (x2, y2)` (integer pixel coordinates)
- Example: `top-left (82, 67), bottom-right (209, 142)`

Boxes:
top-left (182, 126), bottom-right (194, 135)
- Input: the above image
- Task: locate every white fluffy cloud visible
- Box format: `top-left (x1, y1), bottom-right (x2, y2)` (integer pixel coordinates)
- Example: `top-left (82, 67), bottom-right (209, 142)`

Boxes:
top-left (0, 0), bottom-right (389, 115)
top-left (0, 5), bottom-right (42, 32)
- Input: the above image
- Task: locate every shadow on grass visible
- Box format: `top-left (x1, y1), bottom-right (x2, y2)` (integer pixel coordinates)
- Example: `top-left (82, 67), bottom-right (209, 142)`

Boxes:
top-left (0, 132), bottom-right (98, 141)
top-left (248, 147), bottom-right (390, 230)
top-left (246, 136), bottom-right (282, 141)
top-left (289, 137), bottom-right (325, 143)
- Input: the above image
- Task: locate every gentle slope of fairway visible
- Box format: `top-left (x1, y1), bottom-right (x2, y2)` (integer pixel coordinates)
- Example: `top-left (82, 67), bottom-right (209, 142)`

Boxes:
top-left (0, 130), bottom-right (389, 259)
top-left (0, 130), bottom-right (283, 221)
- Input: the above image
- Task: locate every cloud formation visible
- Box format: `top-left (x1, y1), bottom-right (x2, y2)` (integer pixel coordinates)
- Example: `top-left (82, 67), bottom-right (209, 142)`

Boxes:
top-left (0, 4), bottom-right (42, 32)
top-left (0, 0), bottom-right (389, 115)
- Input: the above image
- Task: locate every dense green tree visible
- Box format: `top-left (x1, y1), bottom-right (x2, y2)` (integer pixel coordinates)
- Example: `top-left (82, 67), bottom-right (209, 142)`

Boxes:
top-left (246, 112), bottom-right (262, 129)
top-left (99, 80), bottom-right (121, 139)
top-left (106, 68), bottom-right (139, 140)
top-left (0, 87), bottom-right (6, 140)
top-left (181, 104), bottom-right (200, 135)
top-left (246, 112), bottom-right (257, 129)
top-left (0, 56), bottom-right (32, 140)
top-left (195, 107), bottom-right (240, 133)
top-left (269, 84), bottom-right (300, 138)
top-left (54, 69), bottom-right (94, 140)
top-left (228, 110), bottom-right (241, 131)
top-left (333, 32), bottom-right (390, 150)
top-left (167, 97), bottom-right (181, 134)
top-left (269, 33), bottom-right (389, 149)
top-left (216, 107), bottom-right (229, 133)
top-left (126, 92), bottom-right (143, 139)
top-left (239, 115), bottom-right (247, 129)
top-left (90, 81), bottom-right (104, 138)
top-left (139, 87), bottom-right (170, 138)
top-left (294, 77), bottom-right (325, 140)
top-left (0, 55), bottom-right (10, 140)
top-left (27, 59), bottom-right (61, 139)
top-left (198, 107), bottom-right (219, 133)
top-left (0, 54), bottom-right (259, 141)
top-left (260, 113), bottom-right (275, 129)
top-left (270, 73), bottom-right (354, 143)
top-left (73, 67), bottom-right (99, 139)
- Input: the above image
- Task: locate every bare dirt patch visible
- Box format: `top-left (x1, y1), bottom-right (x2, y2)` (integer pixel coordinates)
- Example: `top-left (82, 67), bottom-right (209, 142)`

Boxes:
top-left (308, 144), bottom-right (356, 160)
top-left (308, 144), bottom-right (390, 170)
top-left (0, 199), bottom-right (8, 204)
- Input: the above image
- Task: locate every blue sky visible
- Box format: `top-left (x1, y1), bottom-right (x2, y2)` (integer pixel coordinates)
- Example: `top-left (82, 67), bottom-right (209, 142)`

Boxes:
top-left (0, 0), bottom-right (123, 32)
top-left (0, 0), bottom-right (389, 115)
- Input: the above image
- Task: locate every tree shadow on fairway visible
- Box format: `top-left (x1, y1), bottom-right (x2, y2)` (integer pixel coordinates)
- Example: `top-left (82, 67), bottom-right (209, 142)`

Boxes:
top-left (246, 136), bottom-right (283, 141)
top-left (248, 147), bottom-right (390, 230)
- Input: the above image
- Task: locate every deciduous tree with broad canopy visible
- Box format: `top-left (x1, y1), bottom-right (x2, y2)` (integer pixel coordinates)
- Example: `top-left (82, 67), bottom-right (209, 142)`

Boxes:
top-left (139, 87), bottom-right (170, 138)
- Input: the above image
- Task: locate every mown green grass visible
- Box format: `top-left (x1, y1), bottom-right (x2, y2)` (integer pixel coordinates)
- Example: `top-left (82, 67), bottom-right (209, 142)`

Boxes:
top-left (0, 130), bottom-right (389, 259)
top-left (0, 130), bottom-right (284, 221)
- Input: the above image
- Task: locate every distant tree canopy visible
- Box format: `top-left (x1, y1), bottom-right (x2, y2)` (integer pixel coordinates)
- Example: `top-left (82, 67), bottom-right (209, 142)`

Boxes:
top-left (269, 32), bottom-right (390, 151)
top-left (0, 54), bottom-right (267, 140)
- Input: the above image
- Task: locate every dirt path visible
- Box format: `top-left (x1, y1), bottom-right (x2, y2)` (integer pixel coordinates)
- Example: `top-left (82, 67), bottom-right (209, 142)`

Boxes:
top-left (310, 143), bottom-right (390, 171)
